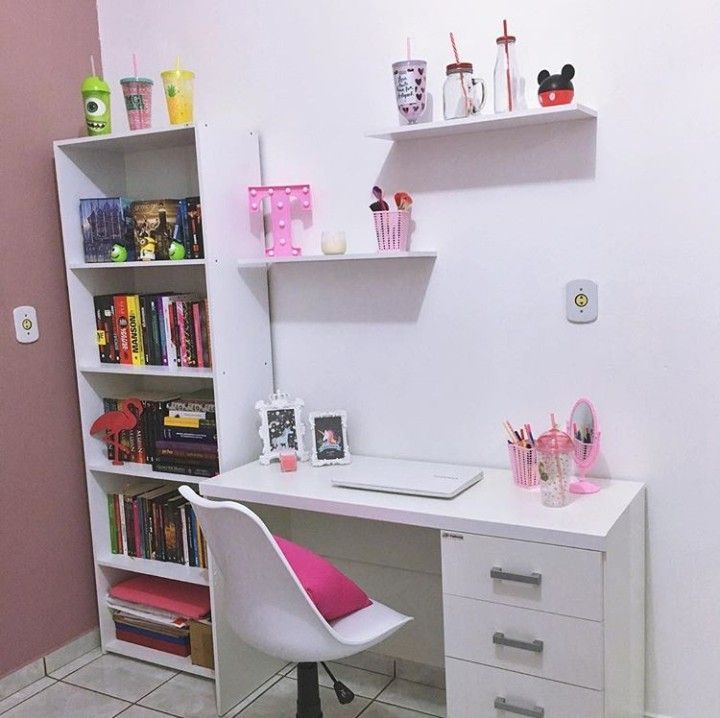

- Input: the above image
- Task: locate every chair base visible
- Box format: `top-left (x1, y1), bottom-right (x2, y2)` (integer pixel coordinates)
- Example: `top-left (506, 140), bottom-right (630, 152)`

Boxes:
top-left (296, 662), bottom-right (323, 718)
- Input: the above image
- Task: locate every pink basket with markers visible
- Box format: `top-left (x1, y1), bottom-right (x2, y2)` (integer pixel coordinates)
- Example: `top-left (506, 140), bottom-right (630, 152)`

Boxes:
top-left (504, 420), bottom-right (539, 488)
top-left (370, 187), bottom-right (412, 252)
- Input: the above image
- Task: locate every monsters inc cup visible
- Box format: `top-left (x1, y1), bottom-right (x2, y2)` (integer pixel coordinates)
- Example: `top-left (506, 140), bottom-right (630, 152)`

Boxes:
top-left (82, 75), bottom-right (111, 135)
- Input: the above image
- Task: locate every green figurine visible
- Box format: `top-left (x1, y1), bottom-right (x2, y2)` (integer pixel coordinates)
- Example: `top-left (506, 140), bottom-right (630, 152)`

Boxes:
top-left (82, 57), bottom-right (111, 136)
top-left (169, 240), bottom-right (186, 260)
top-left (110, 244), bottom-right (128, 262)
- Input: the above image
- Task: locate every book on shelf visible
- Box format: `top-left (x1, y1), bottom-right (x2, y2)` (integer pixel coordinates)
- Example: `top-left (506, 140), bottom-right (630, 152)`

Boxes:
top-left (102, 390), bottom-right (219, 477)
top-left (108, 482), bottom-right (209, 567)
top-left (80, 197), bottom-right (135, 263)
top-left (94, 292), bottom-right (211, 368)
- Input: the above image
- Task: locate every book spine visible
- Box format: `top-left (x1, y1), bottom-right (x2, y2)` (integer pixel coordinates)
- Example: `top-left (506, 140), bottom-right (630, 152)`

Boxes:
top-left (114, 296), bottom-right (132, 364)
top-left (176, 301), bottom-right (187, 367)
top-left (200, 301), bottom-right (211, 367)
top-left (123, 496), bottom-right (135, 557)
top-left (180, 505), bottom-right (190, 566)
top-left (133, 499), bottom-right (142, 558)
top-left (139, 295), bottom-right (151, 365)
top-left (161, 296), bottom-right (176, 367)
top-left (95, 296), bottom-right (109, 363)
top-left (151, 461), bottom-right (219, 478)
top-left (108, 494), bottom-right (118, 553)
top-left (184, 301), bottom-right (197, 367)
top-left (127, 295), bottom-right (144, 366)
top-left (163, 416), bottom-right (216, 429)
top-left (108, 301), bottom-right (120, 363)
top-left (151, 296), bottom-right (166, 366)
top-left (187, 507), bottom-right (196, 567)
top-left (117, 494), bottom-right (127, 554)
top-left (160, 426), bottom-right (218, 443)
top-left (192, 302), bottom-right (204, 368)
top-left (155, 441), bottom-right (218, 454)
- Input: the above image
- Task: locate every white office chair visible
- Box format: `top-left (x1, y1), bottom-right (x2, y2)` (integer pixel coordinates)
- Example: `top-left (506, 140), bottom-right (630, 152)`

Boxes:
top-left (178, 486), bottom-right (412, 718)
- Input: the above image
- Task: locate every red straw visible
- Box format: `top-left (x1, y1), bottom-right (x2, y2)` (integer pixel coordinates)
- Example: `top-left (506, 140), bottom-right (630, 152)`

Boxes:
top-left (449, 32), bottom-right (470, 114)
top-left (503, 19), bottom-right (513, 111)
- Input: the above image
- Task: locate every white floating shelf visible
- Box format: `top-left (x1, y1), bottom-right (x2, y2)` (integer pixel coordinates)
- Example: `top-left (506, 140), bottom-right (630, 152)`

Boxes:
top-left (105, 639), bottom-right (214, 678)
top-left (367, 103), bottom-right (597, 141)
top-left (97, 554), bottom-right (209, 586)
top-left (87, 461), bottom-right (212, 484)
top-left (80, 364), bottom-right (213, 379)
top-left (69, 259), bottom-right (206, 270)
top-left (238, 251), bottom-right (437, 268)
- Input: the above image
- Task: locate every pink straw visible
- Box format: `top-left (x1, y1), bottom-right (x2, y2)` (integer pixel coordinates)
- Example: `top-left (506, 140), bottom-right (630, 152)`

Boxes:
top-left (449, 32), bottom-right (470, 114)
top-left (90, 54), bottom-right (96, 77)
top-left (406, 36), bottom-right (411, 61)
top-left (503, 19), bottom-right (513, 111)
top-left (132, 53), bottom-right (138, 80)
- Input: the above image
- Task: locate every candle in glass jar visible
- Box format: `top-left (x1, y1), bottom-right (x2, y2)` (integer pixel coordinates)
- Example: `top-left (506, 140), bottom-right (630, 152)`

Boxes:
top-left (321, 231), bottom-right (347, 255)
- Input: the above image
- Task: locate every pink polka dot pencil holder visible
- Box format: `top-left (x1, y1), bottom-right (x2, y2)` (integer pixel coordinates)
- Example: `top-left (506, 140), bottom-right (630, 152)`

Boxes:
top-left (373, 210), bottom-right (410, 252)
top-left (508, 443), bottom-right (539, 488)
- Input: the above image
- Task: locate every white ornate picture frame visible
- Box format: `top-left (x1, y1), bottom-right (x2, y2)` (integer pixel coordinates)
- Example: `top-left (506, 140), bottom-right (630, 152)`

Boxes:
top-left (308, 411), bottom-right (350, 467)
top-left (256, 391), bottom-right (307, 465)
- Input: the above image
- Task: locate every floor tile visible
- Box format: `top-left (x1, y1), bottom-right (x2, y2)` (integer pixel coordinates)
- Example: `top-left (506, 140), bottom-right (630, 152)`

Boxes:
top-left (0, 660), bottom-right (44, 701)
top-left (287, 662), bottom-right (393, 700)
top-left (63, 654), bottom-right (176, 703)
top-left (376, 679), bottom-right (446, 717)
top-left (236, 677), bottom-right (369, 717)
top-left (139, 673), bottom-right (217, 718)
top-left (0, 677), bottom-right (55, 716)
top-left (226, 674), bottom-right (284, 717)
top-left (359, 703), bottom-right (432, 718)
top-left (0, 681), bottom-right (128, 718)
top-left (117, 706), bottom-right (176, 718)
top-left (49, 647), bottom-right (103, 680)
top-left (44, 629), bottom-right (101, 675)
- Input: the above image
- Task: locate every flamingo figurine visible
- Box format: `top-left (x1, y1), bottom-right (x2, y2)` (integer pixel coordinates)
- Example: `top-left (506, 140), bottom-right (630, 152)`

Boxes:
top-left (89, 398), bottom-right (143, 465)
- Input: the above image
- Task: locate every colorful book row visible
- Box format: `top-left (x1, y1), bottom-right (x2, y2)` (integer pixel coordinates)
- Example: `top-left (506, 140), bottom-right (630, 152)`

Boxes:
top-left (94, 293), bottom-right (212, 368)
top-left (107, 482), bottom-right (208, 568)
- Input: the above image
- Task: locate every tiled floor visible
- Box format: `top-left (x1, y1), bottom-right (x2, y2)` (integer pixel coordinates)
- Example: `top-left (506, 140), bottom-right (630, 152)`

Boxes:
top-left (0, 650), bottom-right (446, 718)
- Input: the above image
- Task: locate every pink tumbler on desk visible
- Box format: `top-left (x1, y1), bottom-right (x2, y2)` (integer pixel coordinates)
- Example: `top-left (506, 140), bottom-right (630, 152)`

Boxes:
top-left (536, 426), bottom-right (574, 507)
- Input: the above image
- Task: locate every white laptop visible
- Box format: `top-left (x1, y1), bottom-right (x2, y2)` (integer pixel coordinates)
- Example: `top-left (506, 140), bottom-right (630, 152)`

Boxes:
top-left (329, 457), bottom-right (483, 499)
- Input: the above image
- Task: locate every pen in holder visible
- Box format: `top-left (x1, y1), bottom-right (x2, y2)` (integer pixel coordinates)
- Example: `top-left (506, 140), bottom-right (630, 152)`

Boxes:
top-left (508, 443), bottom-right (538, 488)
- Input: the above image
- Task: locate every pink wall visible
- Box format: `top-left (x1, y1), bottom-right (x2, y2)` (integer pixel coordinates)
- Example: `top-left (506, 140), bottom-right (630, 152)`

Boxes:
top-left (0, 0), bottom-right (101, 678)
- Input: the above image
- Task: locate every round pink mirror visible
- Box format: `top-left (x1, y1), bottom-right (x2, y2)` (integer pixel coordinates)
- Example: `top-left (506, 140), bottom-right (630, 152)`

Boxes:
top-left (567, 397), bottom-right (601, 494)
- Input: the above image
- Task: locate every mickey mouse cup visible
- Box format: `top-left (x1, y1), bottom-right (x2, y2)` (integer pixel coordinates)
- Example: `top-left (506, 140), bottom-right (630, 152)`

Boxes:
top-left (537, 64), bottom-right (575, 107)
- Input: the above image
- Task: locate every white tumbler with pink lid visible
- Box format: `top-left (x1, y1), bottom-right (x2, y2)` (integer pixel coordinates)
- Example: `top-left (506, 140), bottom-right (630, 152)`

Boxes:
top-left (536, 424), bottom-right (574, 507)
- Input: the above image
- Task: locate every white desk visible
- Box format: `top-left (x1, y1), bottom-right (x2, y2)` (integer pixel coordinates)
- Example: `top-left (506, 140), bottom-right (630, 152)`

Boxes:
top-left (200, 456), bottom-right (646, 718)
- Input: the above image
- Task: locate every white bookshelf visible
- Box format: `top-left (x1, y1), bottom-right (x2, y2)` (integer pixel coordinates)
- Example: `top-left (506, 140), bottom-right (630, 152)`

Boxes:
top-left (54, 122), bottom-right (281, 714)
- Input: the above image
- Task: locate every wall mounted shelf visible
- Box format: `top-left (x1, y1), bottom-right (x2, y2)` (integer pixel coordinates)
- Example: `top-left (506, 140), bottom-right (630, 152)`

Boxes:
top-left (366, 103), bottom-right (597, 141)
top-left (238, 250), bottom-right (437, 268)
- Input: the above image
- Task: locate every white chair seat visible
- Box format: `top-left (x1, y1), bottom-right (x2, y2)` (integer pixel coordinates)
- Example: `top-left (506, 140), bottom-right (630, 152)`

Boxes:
top-left (330, 600), bottom-right (412, 648)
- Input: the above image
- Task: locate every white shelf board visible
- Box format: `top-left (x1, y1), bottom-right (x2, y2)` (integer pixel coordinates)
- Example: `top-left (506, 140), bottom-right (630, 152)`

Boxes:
top-left (54, 124), bottom-right (196, 153)
top-left (69, 259), bottom-right (206, 270)
top-left (97, 554), bottom-right (209, 586)
top-left (367, 103), bottom-right (597, 141)
top-left (238, 251), bottom-right (437, 268)
top-left (80, 364), bottom-right (213, 379)
top-left (105, 638), bottom-right (214, 678)
top-left (88, 461), bottom-right (213, 484)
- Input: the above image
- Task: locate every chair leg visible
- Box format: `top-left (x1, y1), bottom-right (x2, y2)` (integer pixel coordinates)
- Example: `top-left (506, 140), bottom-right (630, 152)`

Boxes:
top-left (296, 662), bottom-right (323, 718)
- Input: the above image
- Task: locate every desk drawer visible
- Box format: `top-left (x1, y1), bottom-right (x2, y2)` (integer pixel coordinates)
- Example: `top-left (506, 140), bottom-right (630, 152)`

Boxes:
top-left (446, 657), bottom-right (603, 718)
top-left (441, 533), bottom-right (603, 621)
top-left (444, 595), bottom-right (604, 690)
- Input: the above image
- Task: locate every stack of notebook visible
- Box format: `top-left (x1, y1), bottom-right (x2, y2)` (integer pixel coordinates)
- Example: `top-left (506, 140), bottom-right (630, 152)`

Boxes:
top-left (108, 575), bottom-right (211, 657)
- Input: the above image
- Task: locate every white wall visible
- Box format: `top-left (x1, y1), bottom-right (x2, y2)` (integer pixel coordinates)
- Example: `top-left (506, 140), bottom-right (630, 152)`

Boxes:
top-left (97, 2), bottom-right (720, 715)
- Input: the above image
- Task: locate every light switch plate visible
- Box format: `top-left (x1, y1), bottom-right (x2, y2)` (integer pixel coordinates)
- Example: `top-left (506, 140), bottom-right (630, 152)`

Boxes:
top-left (13, 306), bottom-right (39, 343)
top-left (566, 280), bottom-right (598, 323)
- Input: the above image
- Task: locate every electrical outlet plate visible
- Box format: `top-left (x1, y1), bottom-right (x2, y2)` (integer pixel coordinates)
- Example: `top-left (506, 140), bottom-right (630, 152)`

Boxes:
top-left (13, 306), bottom-right (39, 343)
top-left (566, 280), bottom-right (598, 323)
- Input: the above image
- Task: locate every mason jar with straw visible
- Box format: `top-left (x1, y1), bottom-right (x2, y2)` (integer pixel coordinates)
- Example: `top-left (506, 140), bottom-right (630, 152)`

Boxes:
top-left (536, 417), bottom-right (574, 507)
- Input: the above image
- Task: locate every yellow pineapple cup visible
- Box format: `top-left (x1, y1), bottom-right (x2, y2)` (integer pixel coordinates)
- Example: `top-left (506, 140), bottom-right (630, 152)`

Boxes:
top-left (161, 65), bottom-right (195, 124)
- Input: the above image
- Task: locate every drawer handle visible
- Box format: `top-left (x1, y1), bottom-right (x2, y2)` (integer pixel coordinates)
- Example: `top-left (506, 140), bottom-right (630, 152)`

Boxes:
top-left (493, 632), bottom-right (544, 653)
top-left (490, 567), bottom-right (542, 585)
top-left (494, 697), bottom-right (544, 717)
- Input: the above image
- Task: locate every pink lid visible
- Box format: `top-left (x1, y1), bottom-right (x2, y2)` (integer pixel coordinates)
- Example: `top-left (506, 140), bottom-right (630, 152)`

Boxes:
top-left (536, 427), bottom-right (574, 454)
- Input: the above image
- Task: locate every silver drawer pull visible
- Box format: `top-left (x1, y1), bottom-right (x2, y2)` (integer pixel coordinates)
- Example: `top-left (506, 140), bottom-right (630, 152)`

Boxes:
top-left (491, 567), bottom-right (542, 585)
top-left (493, 631), bottom-right (544, 653)
top-left (494, 697), bottom-right (544, 717)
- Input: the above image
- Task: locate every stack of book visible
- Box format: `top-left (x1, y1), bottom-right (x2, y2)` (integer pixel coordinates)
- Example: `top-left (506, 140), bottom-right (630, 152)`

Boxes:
top-left (107, 482), bottom-right (208, 567)
top-left (108, 575), bottom-right (211, 657)
top-left (94, 293), bottom-right (211, 368)
top-left (154, 392), bottom-right (218, 478)
top-left (102, 391), bottom-right (219, 477)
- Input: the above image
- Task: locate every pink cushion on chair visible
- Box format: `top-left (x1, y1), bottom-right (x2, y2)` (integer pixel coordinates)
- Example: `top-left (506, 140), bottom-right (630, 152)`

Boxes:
top-left (274, 535), bottom-right (372, 621)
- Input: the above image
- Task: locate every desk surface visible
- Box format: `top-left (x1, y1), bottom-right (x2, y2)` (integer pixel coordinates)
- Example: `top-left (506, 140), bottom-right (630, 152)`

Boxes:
top-left (200, 456), bottom-right (645, 551)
